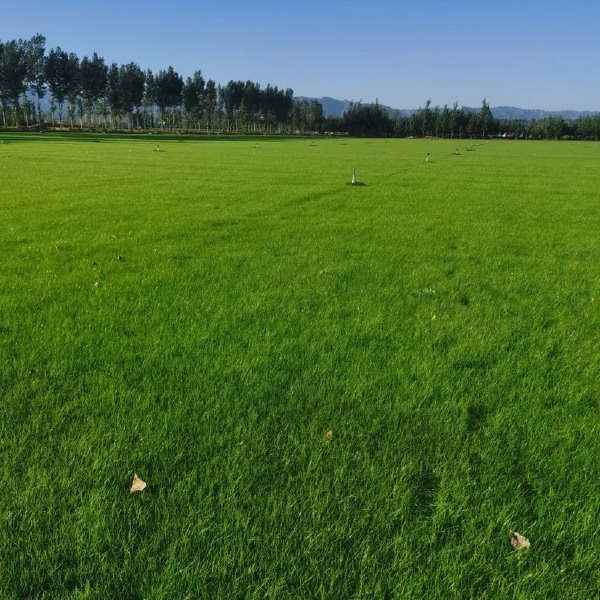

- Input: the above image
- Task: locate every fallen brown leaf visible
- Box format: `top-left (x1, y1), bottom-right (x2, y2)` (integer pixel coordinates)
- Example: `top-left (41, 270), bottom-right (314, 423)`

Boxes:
top-left (510, 531), bottom-right (530, 551)
top-left (130, 473), bottom-right (147, 494)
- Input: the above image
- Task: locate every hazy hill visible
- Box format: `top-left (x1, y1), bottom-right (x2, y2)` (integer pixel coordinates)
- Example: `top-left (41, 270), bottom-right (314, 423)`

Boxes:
top-left (296, 96), bottom-right (415, 119)
top-left (490, 106), bottom-right (600, 121)
top-left (299, 97), bottom-right (599, 121)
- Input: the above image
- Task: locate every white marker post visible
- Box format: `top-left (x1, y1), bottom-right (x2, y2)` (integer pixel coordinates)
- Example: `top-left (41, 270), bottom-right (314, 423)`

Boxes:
top-left (352, 168), bottom-right (356, 184)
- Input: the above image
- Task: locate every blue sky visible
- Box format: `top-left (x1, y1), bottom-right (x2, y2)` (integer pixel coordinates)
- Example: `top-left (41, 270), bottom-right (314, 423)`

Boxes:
top-left (1, 0), bottom-right (598, 111)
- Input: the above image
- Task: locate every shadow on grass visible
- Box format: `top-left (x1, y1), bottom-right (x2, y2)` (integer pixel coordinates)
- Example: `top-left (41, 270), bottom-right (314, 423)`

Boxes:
top-left (0, 131), bottom-right (311, 144)
top-left (408, 467), bottom-right (441, 519)
top-left (466, 402), bottom-right (486, 434)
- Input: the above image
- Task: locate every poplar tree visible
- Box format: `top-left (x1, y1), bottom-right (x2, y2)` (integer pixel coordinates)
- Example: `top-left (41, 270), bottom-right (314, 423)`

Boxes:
top-left (79, 53), bottom-right (107, 130)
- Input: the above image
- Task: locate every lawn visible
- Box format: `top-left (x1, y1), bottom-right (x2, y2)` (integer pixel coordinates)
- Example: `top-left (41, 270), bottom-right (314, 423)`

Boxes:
top-left (1, 133), bottom-right (599, 598)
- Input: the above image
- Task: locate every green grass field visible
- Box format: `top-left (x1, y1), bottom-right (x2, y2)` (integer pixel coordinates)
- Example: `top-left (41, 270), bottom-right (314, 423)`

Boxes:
top-left (1, 133), bottom-right (599, 598)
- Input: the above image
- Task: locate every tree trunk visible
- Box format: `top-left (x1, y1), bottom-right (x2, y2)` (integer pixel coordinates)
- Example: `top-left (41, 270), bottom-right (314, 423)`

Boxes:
top-left (37, 100), bottom-right (43, 131)
top-left (14, 98), bottom-right (23, 127)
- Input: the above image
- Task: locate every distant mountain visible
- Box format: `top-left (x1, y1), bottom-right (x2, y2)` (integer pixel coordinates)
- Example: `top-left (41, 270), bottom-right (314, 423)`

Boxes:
top-left (306, 97), bottom-right (351, 117)
top-left (490, 106), bottom-right (600, 121)
top-left (298, 97), bottom-right (599, 121)
top-left (296, 96), bottom-right (415, 119)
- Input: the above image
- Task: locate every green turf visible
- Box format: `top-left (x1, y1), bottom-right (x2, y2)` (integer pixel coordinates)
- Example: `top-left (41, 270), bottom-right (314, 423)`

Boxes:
top-left (1, 133), bottom-right (599, 598)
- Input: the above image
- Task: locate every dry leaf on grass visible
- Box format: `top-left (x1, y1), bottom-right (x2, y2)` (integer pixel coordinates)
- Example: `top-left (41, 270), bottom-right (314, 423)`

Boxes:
top-left (325, 430), bottom-right (335, 440)
top-left (510, 531), bottom-right (530, 551)
top-left (130, 474), bottom-right (147, 494)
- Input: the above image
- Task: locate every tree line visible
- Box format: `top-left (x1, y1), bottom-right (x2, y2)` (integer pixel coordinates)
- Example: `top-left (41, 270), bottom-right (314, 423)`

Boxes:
top-left (0, 33), bottom-right (324, 134)
top-left (329, 99), bottom-right (600, 140)
top-left (1, 34), bottom-right (599, 139)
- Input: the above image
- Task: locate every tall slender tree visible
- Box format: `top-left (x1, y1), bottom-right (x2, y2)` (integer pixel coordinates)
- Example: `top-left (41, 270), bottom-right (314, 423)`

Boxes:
top-left (119, 62), bottom-right (146, 129)
top-left (274, 87), bottom-right (294, 132)
top-left (204, 79), bottom-right (217, 132)
top-left (222, 80), bottom-right (245, 132)
top-left (182, 70), bottom-right (205, 130)
top-left (155, 67), bottom-right (183, 129)
top-left (449, 101), bottom-right (461, 138)
top-left (64, 53), bottom-right (80, 129)
top-left (25, 33), bottom-right (46, 130)
top-left (0, 40), bottom-right (7, 127)
top-left (421, 99), bottom-right (432, 136)
top-left (141, 70), bottom-right (156, 129)
top-left (79, 53), bottom-right (107, 130)
top-left (0, 39), bottom-right (27, 126)
top-left (479, 98), bottom-right (494, 138)
top-left (106, 63), bottom-right (123, 128)
top-left (241, 81), bottom-right (260, 132)
top-left (45, 47), bottom-right (79, 128)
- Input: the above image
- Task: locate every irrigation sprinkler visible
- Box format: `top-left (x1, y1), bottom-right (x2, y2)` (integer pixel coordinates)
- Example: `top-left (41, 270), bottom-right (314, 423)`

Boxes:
top-left (349, 168), bottom-right (365, 186)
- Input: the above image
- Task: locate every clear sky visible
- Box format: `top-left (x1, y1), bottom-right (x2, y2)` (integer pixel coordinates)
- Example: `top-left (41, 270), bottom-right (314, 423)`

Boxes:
top-left (1, 0), bottom-right (598, 111)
